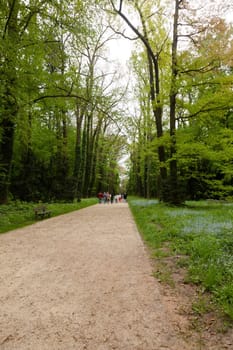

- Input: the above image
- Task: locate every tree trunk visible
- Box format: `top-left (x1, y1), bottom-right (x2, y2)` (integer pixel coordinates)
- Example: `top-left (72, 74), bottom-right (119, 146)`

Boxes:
top-left (112, 2), bottom-right (168, 200)
top-left (74, 105), bottom-right (84, 201)
top-left (88, 118), bottom-right (103, 195)
top-left (0, 0), bottom-right (19, 203)
top-left (146, 44), bottom-right (167, 200)
top-left (168, 0), bottom-right (181, 204)
top-left (82, 113), bottom-right (92, 197)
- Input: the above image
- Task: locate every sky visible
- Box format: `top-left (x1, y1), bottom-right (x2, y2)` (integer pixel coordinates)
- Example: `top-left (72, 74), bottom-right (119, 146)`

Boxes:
top-left (108, 36), bottom-right (133, 62)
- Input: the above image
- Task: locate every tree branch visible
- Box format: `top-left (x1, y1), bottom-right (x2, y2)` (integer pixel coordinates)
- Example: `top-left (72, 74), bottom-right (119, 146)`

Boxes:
top-left (3, 0), bottom-right (17, 39)
top-left (108, 24), bottom-right (138, 41)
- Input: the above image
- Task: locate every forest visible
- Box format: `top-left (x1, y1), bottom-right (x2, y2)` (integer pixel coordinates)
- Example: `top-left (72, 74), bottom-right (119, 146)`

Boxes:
top-left (1, 0), bottom-right (233, 205)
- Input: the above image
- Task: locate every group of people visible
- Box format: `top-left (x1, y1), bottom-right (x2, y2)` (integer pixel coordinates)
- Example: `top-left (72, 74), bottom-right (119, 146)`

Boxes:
top-left (97, 191), bottom-right (127, 204)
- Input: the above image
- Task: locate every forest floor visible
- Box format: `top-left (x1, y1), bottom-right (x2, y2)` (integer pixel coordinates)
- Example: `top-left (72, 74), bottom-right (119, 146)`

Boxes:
top-left (0, 203), bottom-right (232, 350)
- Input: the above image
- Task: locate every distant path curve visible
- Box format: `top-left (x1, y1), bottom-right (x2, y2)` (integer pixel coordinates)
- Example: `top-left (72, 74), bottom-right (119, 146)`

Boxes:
top-left (0, 203), bottom-right (192, 350)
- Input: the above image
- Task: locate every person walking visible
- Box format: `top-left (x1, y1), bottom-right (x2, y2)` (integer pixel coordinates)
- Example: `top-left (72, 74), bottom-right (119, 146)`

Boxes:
top-left (97, 192), bottom-right (103, 204)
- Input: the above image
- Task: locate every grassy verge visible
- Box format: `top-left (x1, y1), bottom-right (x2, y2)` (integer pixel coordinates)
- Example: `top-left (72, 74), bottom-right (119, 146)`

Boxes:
top-left (128, 197), bottom-right (233, 322)
top-left (0, 198), bottom-right (97, 234)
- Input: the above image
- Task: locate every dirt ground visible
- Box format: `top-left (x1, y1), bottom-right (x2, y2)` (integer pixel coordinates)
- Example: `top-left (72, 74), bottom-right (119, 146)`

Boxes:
top-left (0, 203), bottom-right (232, 349)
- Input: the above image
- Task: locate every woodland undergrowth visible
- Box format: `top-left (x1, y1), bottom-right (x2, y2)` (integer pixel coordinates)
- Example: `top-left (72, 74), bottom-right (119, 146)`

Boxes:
top-left (128, 197), bottom-right (233, 322)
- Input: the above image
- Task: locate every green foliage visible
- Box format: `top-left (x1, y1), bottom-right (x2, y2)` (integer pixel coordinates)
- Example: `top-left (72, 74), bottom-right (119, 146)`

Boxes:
top-left (177, 115), bottom-right (233, 200)
top-left (128, 197), bottom-right (233, 321)
top-left (126, 2), bottom-right (233, 204)
top-left (1, 0), bottom-right (233, 205)
top-left (0, 0), bottom-right (125, 202)
top-left (216, 284), bottom-right (233, 320)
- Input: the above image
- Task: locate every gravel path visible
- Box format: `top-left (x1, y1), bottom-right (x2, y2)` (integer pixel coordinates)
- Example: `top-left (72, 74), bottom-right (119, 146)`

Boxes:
top-left (0, 203), bottom-right (192, 350)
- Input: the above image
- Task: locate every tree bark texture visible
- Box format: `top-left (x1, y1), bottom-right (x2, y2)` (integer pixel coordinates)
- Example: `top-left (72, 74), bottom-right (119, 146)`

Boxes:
top-left (0, 0), bottom-right (19, 203)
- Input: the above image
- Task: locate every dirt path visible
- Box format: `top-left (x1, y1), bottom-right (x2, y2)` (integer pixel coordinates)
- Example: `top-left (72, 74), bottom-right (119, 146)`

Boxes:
top-left (0, 203), bottom-right (196, 349)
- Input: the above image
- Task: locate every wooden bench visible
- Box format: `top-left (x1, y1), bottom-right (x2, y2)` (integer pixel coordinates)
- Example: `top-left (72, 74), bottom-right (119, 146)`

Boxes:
top-left (34, 205), bottom-right (52, 219)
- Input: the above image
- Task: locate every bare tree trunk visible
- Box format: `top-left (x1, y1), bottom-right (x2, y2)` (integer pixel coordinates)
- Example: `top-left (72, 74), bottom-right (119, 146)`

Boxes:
top-left (169, 0), bottom-right (181, 204)
top-left (74, 105), bottom-right (84, 201)
top-left (88, 117), bottom-right (103, 195)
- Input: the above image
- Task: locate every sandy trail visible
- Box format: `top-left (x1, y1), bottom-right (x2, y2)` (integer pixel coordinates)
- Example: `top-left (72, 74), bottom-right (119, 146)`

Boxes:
top-left (0, 203), bottom-right (192, 350)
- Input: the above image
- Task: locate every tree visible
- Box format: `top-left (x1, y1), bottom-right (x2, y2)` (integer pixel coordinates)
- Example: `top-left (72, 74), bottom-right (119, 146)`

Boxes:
top-left (109, 0), bottom-right (169, 200)
top-left (1, 1), bottom-right (126, 202)
top-left (175, 14), bottom-right (233, 200)
top-left (0, 1), bottom-right (72, 202)
top-left (127, 50), bottom-right (158, 198)
top-left (109, 0), bottom-right (233, 203)
top-left (0, 0), bottom-right (20, 203)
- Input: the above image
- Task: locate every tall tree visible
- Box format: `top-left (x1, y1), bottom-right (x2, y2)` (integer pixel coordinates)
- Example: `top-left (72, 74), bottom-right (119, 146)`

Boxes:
top-left (167, 0), bottom-right (180, 203)
top-left (0, 0), bottom-right (20, 203)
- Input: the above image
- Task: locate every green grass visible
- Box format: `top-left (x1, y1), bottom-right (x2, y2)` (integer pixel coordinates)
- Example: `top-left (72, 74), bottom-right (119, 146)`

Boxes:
top-left (128, 197), bottom-right (233, 321)
top-left (0, 198), bottom-right (97, 234)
